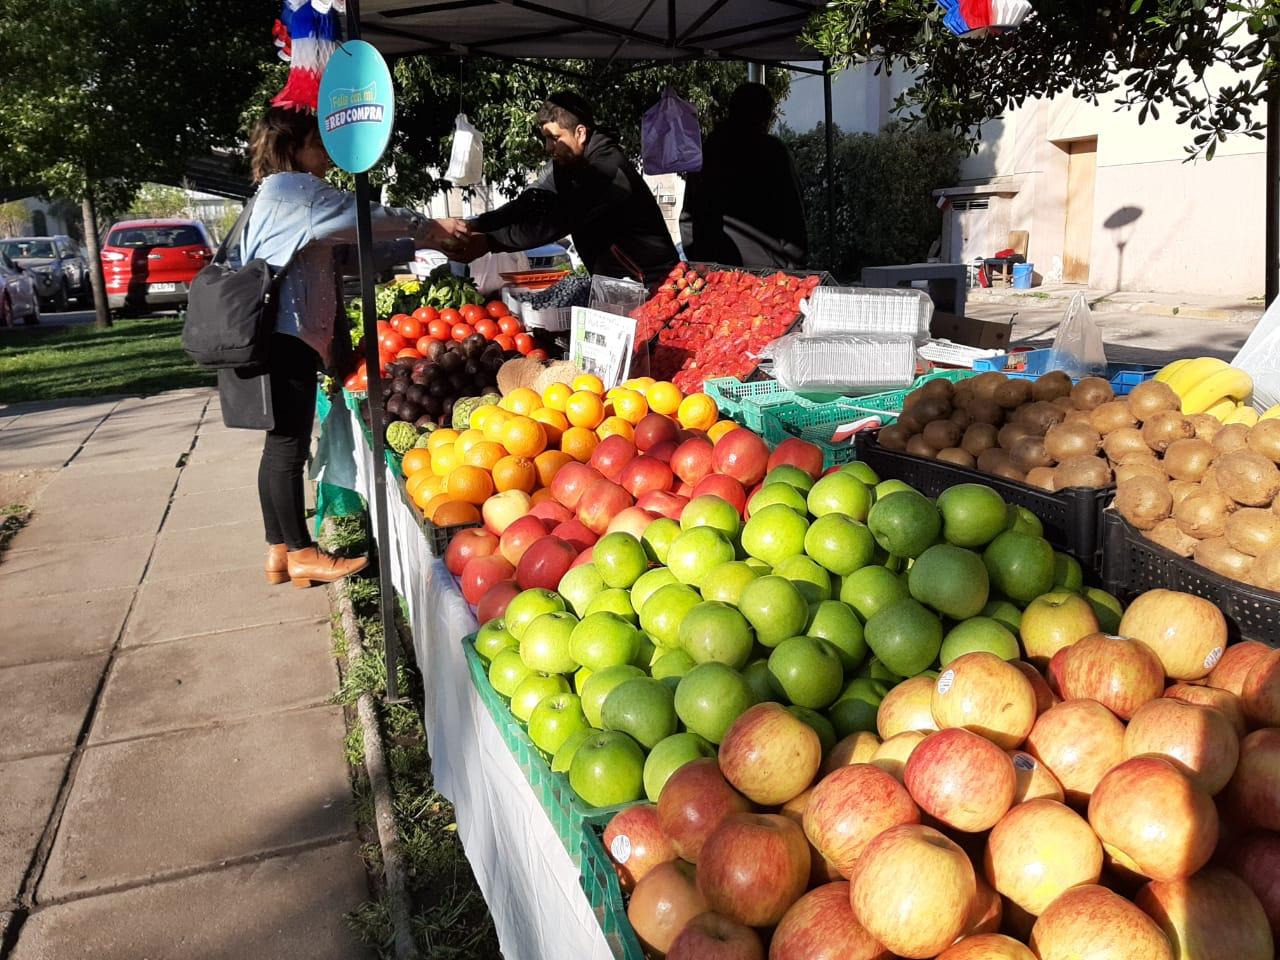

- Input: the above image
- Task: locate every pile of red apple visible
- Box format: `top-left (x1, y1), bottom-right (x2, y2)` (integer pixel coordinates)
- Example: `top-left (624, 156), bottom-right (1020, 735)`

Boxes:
top-left (604, 589), bottom-right (1280, 960)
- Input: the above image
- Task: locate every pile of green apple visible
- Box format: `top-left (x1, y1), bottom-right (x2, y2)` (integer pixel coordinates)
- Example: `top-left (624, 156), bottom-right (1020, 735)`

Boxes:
top-left (471, 461), bottom-right (1126, 811)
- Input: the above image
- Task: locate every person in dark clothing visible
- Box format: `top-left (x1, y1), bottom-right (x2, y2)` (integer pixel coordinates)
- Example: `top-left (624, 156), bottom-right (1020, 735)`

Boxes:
top-left (680, 83), bottom-right (809, 271)
top-left (457, 93), bottom-right (679, 287)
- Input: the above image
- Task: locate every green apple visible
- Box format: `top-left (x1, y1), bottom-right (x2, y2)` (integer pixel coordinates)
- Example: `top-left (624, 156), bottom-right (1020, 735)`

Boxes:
top-left (1005, 505), bottom-right (1044, 538)
top-left (551, 727), bottom-right (594, 773)
top-left (744, 557), bottom-right (771, 571)
top-left (489, 648), bottom-right (533, 697)
top-left (807, 472), bottom-right (872, 521)
top-left (768, 635), bottom-right (844, 708)
top-left (773, 555), bottom-right (832, 604)
top-left (569, 730), bottom-right (646, 807)
top-left (504, 588), bottom-right (567, 640)
top-left (651, 649), bottom-right (696, 680)
top-left (601, 676), bottom-right (678, 749)
top-left (528, 692), bottom-right (591, 755)
top-left (583, 588), bottom-right (637, 623)
top-left (1084, 586), bottom-right (1124, 634)
top-left (763, 465), bottom-right (814, 492)
top-left (570, 611), bottom-right (642, 671)
top-left (510, 672), bottom-right (571, 723)
top-left (666, 527), bottom-right (735, 588)
top-left (840, 461), bottom-right (879, 486)
top-left (840, 565), bottom-right (910, 621)
top-left (827, 676), bottom-right (889, 738)
top-left (738, 575), bottom-right (809, 647)
top-left (674, 662), bottom-right (757, 743)
top-left (643, 732), bottom-right (716, 802)
top-left (580, 664), bottom-right (644, 728)
top-left (557, 565), bottom-right (606, 618)
top-left (574, 665), bottom-right (593, 693)
top-left (1053, 551), bottom-right (1084, 592)
top-left (788, 705), bottom-right (837, 754)
top-left (982, 599), bottom-right (1023, 637)
top-left (804, 513), bottom-right (876, 576)
top-left (475, 619), bottom-right (517, 662)
top-left (632, 634), bottom-right (656, 669)
top-left (741, 504), bottom-right (810, 568)
top-left (519, 611), bottom-right (580, 674)
top-left (742, 659), bottom-right (783, 703)
top-left (679, 494), bottom-right (742, 539)
top-left (594, 531), bottom-right (650, 589)
top-left (631, 567), bottom-right (679, 613)
top-left (640, 582), bottom-right (703, 649)
top-left (806, 599), bottom-right (868, 670)
top-left (874, 479), bottom-right (915, 499)
top-left (859, 657), bottom-right (905, 685)
top-left (747, 483), bottom-right (809, 517)
top-left (939, 616), bottom-right (1020, 665)
top-left (678, 600), bottom-right (755, 668)
top-left (699, 560), bottom-right (763, 606)
top-left (641, 517), bottom-right (681, 564)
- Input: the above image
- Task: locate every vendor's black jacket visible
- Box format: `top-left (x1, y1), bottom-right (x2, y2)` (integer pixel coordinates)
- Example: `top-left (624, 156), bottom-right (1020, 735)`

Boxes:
top-left (680, 125), bottom-right (808, 271)
top-left (471, 130), bottom-right (679, 287)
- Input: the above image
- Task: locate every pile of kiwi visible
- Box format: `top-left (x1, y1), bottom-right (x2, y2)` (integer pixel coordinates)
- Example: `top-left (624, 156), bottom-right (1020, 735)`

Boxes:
top-left (1113, 410), bottom-right (1280, 592)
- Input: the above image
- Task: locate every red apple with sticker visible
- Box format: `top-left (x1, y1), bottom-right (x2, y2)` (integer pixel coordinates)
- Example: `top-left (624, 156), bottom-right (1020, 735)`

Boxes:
top-left (1058, 632), bottom-right (1165, 720)
top-left (1117, 588), bottom-right (1228, 680)
top-left (603, 804), bottom-right (676, 893)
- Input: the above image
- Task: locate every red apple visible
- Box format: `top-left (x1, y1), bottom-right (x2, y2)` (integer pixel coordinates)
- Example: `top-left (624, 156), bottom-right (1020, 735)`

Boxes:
top-left (1007, 749), bottom-right (1065, 803)
top-left (984, 798), bottom-right (1103, 917)
top-left (550, 518), bottom-right (596, 552)
top-left (1088, 755), bottom-right (1218, 881)
top-left (870, 731), bottom-right (927, 782)
top-left (635, 490), bottom-right (689, 521)
top-left (937, 935), bottom-right (1034, 960)
top-left (1241, 648), bottom-right (1280, 728)
top-left (1164, 682), bottom-right (1248, 737)
top-left (711, 427), bottom-right (769, 487)
top-left (962, 873), bottom-right (1004, 937)
top-left (475, 579), bottom-right (519, 624)
top-left (666, 912), bottom-right (763, 960)
top-left (1045, 647), bottom-right (1069, 698)
top-left (875, 676), bottom-right (938, 740)
top-left (1134, 867), bottom-right (1273, 960)
top-left (1013, 660), bottom-right (1057, 714)
top-left (589, 434), bottom-right (638, 482)
top-left (1118, 588), bottom-right (1228, 681)
top-left (551, 462), bottom-right (602, 510)
top-left (1025, 698), bottom-right (1126, 807)
top-left (697, 812), bottom-right (810, 927)
top-left (444, 527), bottom-right (499, 576)
top-left (1030, 884), bottom-right (1173, 960)
top-left (1231, 831), bottom-right (1280, 940)
top-left (481, 488), bottom-right (533, 536)
top-left (620, 455), bottom-right (675, 498)
top-left (1123, 697), bottom-right (1240, 795)
top-left (570, 544), bottom-right (594, 568)
top-left (1225, 727), bottom-right (1280, 831)
top-left (802, 763), bottom-right (920, 877)
top-left (627, 859), bottom-right (707, 957)
top-left (778, 787), bottom-right (842, 886)
top-left (528, 499), bottom-right (574, 528)
top-left (931, 652), bottom-right (1037, 749)
top-left (498, 514), bottom-right (549, 567)
top-left (1059, 632), bottom-right (1166, 721)
top-left (767, 437), bottom-right (824, 481)
top-left (606, 506), bottom-right (658, 541)
top-left (1207, 640), bottom-right (1274, 696)
top-left (718, 703), bottom-right (822, 806)
top-left (578, 477), bottom-right (634, 535)
top-left (822, 731), bottom-right (882, 776)
top-left (460, 554), bottom-right (515, 605)
top-left (515, 536), bottom-right (577, 591)
top-left (647, 439), bottom-right (678, 464)
top-left (674, 480), bottom-right (696, 497)
top-left (604, 804), bottom-right (676, 894)
top-left (691, 473), bottom-right (747, 515)
top-left (657, 757), bottom-right (752, 863)
top-left (770, 881), bottom-right (890, 960)
top-left (851, 824), bottom-right (976, 959)
top-left (634, 412), bottom-right (680, 452)
top-left (903, 728), bottom-right (1016, 833)
top-left (671, 436), bottom-right (714, 485)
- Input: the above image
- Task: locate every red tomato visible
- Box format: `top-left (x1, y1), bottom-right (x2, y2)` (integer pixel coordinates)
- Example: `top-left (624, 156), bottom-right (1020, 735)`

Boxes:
top-left (379, 329), bottom-right (407, 353)
top-left (396, 347), bottom-right (421, 360)
top-left (514, 332), bottom-right (535, 355)
top-left (474, 318), bottom-right (499, 340)
top-left (390, 313), bottom-right (412, 332)
top-left (451, 322), bottom-right (475, 342)
top-left (343, 371), bottom-right (361, 390)
top-left (376, 320), bottom-right (391, 335)
top-left (415, 335), bottom-right (440, 354)
top-left (439, 307), bottom-right (462, 327)
top-left (498, 315), bottom-right (522, 335)
top-left (494, 334), bottom-right (516, 351)
top-left (485, 300), bottom-right (510, 319)
top-left (460, 303), bottom-right (485, 324)
top-left (357, 370), bottom-right (368, 390)
top-left (399, 317), bottom-right (425, 341)
top-left (412, 306), bottom-right (438, 323)
top-left (527, 348), bottom-right (549, 362)
top-left (427, 318), bottom-right (451, 340)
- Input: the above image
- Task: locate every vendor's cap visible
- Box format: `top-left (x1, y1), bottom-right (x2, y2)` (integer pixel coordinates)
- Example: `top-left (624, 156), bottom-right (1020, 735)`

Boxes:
top-left (541, 91), bottom-right (597, 129)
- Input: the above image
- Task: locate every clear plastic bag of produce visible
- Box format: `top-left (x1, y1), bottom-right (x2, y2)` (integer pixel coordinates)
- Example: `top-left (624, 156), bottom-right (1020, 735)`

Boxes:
top-left (589, 275), bottom-right (647, 318)
top-left (758, 334), bottom-right (919, 395)
top-left (641, 87), bottom-right (703, 175)
top-left (445, 113), bottom-right (484, 185)
top-left (1049, 292), bottom-right (1108, 377)
top-left (1232, 296), bottom-right (1280, 411)
top-left (801, 287), bottom-right (934, 343)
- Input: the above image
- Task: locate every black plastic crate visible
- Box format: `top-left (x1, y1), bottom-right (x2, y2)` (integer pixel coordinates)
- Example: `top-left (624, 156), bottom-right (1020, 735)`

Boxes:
top-left (1101, 511), bottom-right (1280, 647)
top-left (854, 433), bottom-right (1112, 572)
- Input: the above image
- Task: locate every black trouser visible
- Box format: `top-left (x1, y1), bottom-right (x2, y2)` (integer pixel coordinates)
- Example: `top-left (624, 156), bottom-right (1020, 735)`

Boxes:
top-left (258, 333), bottom-right (319, 550)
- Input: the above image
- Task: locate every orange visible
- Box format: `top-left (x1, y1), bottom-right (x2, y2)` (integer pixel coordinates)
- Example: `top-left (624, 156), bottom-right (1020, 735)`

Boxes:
top-left (422, 492), bottom-right (452, 520)
top-left (470, 404), bottom-right (502, 431)
top-left (401, 448), bottom-right (431, 477)
top-left (531, 487), bottom-right (555, 505)
top-left (534, 449), bottom-right (574, 488)
top-left (464, 440), bottom-right (506, 471)
top-left (481, 408), bottom-right (513, 443)
top-left (493, 455), bottom-right (538, 493)
top-left (612, 389), bottom-right (649, 425)
top-left (455, 428), bottom-right (486, 457)
top-left (406, 469), bottom-right (433, 501)
top-left (542, 382), bottom-right (572, 412)
top-left (566, 391), bottom-right (605, 429)
top-left (572, 372), bottom-right (605, 395)
top-left (678, 393), bottom-right (718, 432)
top-left (500, 415), bottom-right (548, 458)
top-left (624, 376), bottom-right (655, 391)
top-left (431, 445), bottom-right (461, 476)
top-left (646, 381), bottom-right (682, 416)
top-left (561, 426), bottom-right (600, 463)
top-left (708, 419), bottom-right (741, 443)
top-left (531, 407), bottom-right (568, 445)
top-left (427, 428), bottom-right (459, 452)
top-left (446, 464), bottom-right (494, 505)
top-left (502, 387), bottom-right (542, 415)
top-left (597, 416), bottom-right (635, 441)
top-left (412, 474), bottom-right (446, 508)
top-left (433, 499), bottom-right (482, 527)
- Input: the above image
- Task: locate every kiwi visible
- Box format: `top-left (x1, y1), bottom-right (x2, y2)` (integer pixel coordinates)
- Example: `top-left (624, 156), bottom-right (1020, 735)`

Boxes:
top-left (922, 420), bottom-right (964, 451)
top-left (1224, 508), bottom-right (1280, 557)
top-left (1025, 466), bottom-right (1057, 491)
top-left (897, 410), bottom-right (927, 435)
top-left (1194, 537), bottom-right (1255, 582)
top-left (1215, 449), bottom-right (1280, 507)
top-left (1163, 438), bottom-right (1216, 482)
top-left (1247, 419), bottom-right (1280, 463)
top-left (1089, 401), bottom-right (1138, 436)
top-left (1050, 396), bottom-right (1077, 414)
top-left (1187, 414), bottom-right (1222, 444)
top-left (1146, 518), bottom-right (1199, 558)
top-left (1199, 465), bottom-right (1228, 501)
top-left (1115, 461), bottom-right (1167, 484)
top-left (1250, 547), bottom-right (1280, 592)
top-left (993, 379), bottom-right (1033, 410)
top-left (949, 408), bottom-right (975, 429)
top-left (920, 378), bottom-right (955, 404)
top-left (953, 379), bottom-right (976, 409)
top-left (1115, 475), bottom-right (1173, 531)
top-left (971, 372), bottom-right (1008, 401)
top-left (1044, 421), bottom-right (1103, 461)
top-left (1142, 410), bottom-right (1194, 453)
top-left (1017, 401), bottom-right (1068, 434)
top-left (976, 448), bottom-right (1012, 475)
top-left (1174, 493), bottom-right (1233, 539)
top-left (1126, 380), bottom-right (1182, 421)
top-left (1113, 448), bottom-right (1161, 467)
top-left (1212, 422), bottom-right (1250, 454)
top-left (1054, 455), bottom-right (1112, 490)
top-left (997, 422), bottom-right (1033, 451)
top-left (878, 423), bottom-right (911, 452)
top-left (960, 423), bottom-right (999, 458)
top-left (1031, 370), bottom-right (1074, 402)
top-left (913, 396), bottom-right (951, 423)
top-left (1102, 427), bottom-right (1150, 463)
top-left (1063, 408), bottom-right (1096, 426)
top-left (906, 435), bottom-right (939, 459)
top-left (1071, 377), bottom-right (1115, 411)
top-left (1168, 480), bottom-right (1202, 508)
top-left (966, 398), bottom-right (1004, 426)
top-left (937, 447), bottom-right (976, 468)
top-left (1010, 435), bottom-right (1054, 473)
top-left (992, 462), bottom-right (1027, 483)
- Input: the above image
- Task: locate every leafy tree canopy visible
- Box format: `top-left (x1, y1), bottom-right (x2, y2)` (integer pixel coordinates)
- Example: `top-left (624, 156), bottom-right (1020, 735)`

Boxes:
top-left (804, 0), bottom-right (1277, 159)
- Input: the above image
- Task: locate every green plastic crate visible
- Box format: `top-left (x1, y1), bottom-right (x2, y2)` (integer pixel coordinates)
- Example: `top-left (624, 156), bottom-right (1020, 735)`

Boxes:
top-left (704, 377), bottom-right (857, 433)
top-left (580, 828), bottom-right (645, 960)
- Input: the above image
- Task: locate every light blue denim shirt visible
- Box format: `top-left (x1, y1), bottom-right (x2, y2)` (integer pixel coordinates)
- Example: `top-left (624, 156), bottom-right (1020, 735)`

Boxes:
top-left (241, 172), bottom-right (425, 366)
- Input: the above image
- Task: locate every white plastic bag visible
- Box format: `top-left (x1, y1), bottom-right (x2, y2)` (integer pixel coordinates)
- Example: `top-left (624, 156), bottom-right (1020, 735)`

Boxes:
top-left (445, 113), bottom-right (483, 185)
top-left (469, 251), bottom-right (529, 297)
top-left (1233, 296), bottom-right (1280, 412)
top-left (759, 334), bottom-right (918, 394)
top-left (1049, 293), bottom-right (1107, 377)
top-left (641, 88), bottom-right (702, 175)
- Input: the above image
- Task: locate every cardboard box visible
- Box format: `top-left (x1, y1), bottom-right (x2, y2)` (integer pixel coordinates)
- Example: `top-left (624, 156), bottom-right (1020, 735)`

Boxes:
top-left (930, 311), bottom-right (1011, 350)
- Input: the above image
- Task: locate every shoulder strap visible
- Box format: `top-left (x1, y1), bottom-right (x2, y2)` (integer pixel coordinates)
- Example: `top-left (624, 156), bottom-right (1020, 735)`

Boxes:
top-left (213, 193), bottom-right (260, 266)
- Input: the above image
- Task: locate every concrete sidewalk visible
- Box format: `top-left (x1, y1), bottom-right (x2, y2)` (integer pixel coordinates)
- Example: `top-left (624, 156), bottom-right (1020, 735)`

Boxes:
top-left (968, 283), bottom-right (1265, 325)
top-left (0, 389), bottom-right (371, 958)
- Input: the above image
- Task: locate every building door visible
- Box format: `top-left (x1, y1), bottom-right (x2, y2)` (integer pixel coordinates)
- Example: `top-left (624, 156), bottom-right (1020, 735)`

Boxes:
top-left (951, 199), bottom-right (989, 264)
top-left (1062, 138), bottom-right (1097, 284)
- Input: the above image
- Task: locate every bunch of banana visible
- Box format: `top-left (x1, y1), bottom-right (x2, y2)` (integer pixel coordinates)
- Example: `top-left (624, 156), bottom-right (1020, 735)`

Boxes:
top-left (1154, 357), bottom-right (1255, 421)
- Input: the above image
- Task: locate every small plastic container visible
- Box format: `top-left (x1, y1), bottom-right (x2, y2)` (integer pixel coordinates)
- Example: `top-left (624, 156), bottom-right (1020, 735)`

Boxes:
top-left (801, 287), bottom-right (934, 341)
top-left (761, 334), bottom-right (918, 395)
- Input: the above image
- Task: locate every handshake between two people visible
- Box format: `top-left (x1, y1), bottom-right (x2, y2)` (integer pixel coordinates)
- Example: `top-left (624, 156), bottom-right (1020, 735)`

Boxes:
top-left (422, 217), bottom-right (489, 263)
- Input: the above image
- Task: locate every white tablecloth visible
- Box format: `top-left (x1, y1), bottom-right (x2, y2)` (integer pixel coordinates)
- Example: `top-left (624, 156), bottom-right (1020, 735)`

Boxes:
top-left (339, 399), bottom-right (614, 960)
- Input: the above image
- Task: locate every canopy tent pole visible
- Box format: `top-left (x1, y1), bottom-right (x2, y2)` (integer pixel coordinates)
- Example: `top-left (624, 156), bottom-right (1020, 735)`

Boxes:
top-left (1267, 54), bottom-right (1278, 306)
top-left (823, 58), bottom-right (835, 273)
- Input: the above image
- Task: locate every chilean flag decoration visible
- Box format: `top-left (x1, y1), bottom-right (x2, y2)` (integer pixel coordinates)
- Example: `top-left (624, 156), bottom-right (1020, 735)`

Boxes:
top-left (938, 0), bottom-right (1033, 36)
top-left (272, 0), bottom-right (347, 113)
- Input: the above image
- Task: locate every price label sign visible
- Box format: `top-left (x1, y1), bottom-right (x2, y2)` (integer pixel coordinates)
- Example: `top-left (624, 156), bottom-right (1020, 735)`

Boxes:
top-left (570, 307), bottom-right (637, 389)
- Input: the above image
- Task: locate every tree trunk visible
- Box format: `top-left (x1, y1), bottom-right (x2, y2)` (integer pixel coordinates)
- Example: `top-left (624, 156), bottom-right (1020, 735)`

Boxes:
top-left (81, 187), bottom-right (111, 329)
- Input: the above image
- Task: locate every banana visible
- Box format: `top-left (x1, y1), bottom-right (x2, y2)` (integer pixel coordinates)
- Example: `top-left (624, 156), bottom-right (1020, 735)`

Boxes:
top-left (1166, 357), bottom-right (1229, 398)
top-left (1261, 404), bottom-right (1280, 421)
top-left (1225, 405), bottom-right (1259, 426)
top-left (1155, 358), bottom-right (1192, 384)
top-left (1180, 367), bottom-right (1254, 414)
top-left (1204, 398), bottom-right (1238, 421)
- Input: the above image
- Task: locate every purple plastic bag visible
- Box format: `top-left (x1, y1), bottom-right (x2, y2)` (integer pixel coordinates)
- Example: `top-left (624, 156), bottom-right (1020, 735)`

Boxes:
top-left (641, 87), bottom-right (703, 175)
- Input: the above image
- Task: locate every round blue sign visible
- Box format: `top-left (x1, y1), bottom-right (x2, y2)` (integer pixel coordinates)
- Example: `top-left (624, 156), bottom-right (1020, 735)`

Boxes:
top-left (317, 40), bottom-right (395, 174)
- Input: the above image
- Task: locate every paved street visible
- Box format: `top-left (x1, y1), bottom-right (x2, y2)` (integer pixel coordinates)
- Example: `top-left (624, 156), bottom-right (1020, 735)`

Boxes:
top-left (0, 389), bottom-right (370, 958)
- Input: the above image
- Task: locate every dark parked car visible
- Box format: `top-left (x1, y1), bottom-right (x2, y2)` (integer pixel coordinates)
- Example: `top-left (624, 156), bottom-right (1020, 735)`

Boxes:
top-left (100, 219), bottom-right (214, 314)
top-left (0, 236), bottom-right (90, 312)
top-left (0, 250), bottom-right (40, 326)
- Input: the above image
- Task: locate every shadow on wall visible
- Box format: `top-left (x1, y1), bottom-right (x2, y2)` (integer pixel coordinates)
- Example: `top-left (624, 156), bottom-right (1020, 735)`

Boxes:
top-left (1103, 205), bottom-right (1143, 295)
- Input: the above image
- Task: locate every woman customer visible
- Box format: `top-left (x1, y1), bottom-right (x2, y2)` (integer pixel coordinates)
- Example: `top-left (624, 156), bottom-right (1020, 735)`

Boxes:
top-left (238, 106), bottom-right (460, 588)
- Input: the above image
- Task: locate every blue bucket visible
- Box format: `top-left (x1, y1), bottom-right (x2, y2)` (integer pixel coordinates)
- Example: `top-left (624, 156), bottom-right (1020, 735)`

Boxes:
top-left (1012, 262), bottom-right (1035, 288)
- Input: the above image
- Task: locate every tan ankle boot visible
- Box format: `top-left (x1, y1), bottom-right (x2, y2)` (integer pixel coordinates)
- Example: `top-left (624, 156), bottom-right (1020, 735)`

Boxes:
top-left (286, 546), bottom-right (369, 588)
top-left (265, 544), bottom-right (288, 585)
